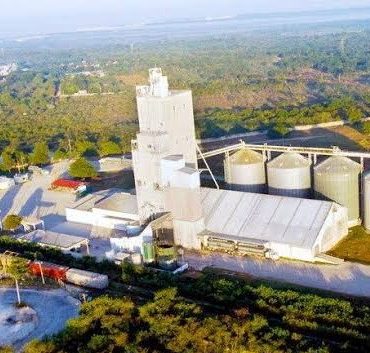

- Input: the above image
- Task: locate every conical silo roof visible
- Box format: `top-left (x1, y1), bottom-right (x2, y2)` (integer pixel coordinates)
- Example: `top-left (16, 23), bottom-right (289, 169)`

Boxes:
top-left (314, 156), bottom-right (362, 175)
top-left (268, 152), bottom-right (311, 169)
top-left (230, 149), bottom-right (264, 165)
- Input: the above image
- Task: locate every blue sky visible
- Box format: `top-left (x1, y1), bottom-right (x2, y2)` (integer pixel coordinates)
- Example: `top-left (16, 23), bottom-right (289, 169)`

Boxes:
top-left (1, 0), bottom-right (370, 34)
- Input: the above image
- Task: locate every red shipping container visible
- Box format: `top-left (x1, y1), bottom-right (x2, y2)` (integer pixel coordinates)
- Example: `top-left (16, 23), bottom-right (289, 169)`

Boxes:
top-left (28, 261), bottom-right (69, 281)
top-left (51, 179), bottom-right (86, 190)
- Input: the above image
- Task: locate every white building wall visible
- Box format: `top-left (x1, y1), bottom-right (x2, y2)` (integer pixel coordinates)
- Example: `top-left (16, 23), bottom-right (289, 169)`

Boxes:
top-left (110, 224), bottom-right (153, 255)
top-left (66, 208), bottom-right (133, 231)
top-left (161, 157), bottom-right (185, 186)
top-left (133, 69), bottom-right (199, 223)
top-left (314, 205), bottom-right (348, 254)
top-left (173, 218), bottom-right (204, 250)
top-left (66, 208), bottom-right (97, 225)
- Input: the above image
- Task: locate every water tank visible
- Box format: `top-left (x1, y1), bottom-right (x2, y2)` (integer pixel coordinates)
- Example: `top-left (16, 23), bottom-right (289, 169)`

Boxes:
top-left (143, 242), bottom-right (155, 263)
top-left (267, 152), bottom-right (311, 198)
top-left (314, 156), bottom-right (361, 223)
top-left (224, 149), bottom-right (266, 193)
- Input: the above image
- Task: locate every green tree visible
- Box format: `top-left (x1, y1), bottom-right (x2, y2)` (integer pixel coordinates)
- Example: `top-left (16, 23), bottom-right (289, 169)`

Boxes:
top-left (23, 341), bottom-right (57, 353)
top-left (0, 347), bottom-right (14, 353)
top-left (346, 106), bottom-right (364, 123)
top-left (2, 214), bottom-right (22, 231)
top-left (69, 157), bottom-right (97, 179)
top-left (76, 141), bottom-right (99, 157)
top-left (1, 148), bottom-right (15, 172)
top-left (53, 148), bottom-right (68, 161)
top-left (0, 255), bottom-right (28, 304)
top-left (31, 142), bottom-right (49, 166)
top-left (98, 141), bottom-right (122, 157)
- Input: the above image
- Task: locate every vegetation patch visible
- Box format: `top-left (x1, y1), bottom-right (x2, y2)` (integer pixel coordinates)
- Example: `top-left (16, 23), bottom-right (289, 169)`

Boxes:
top-left (327, 226), bottom-right (370, 265)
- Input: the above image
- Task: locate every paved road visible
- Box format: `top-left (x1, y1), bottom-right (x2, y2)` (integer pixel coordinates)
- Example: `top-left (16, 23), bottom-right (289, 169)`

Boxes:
top-left (185, 251), bottom-right (370, 298)
top-left (0, 288), bottom-right (79, 350)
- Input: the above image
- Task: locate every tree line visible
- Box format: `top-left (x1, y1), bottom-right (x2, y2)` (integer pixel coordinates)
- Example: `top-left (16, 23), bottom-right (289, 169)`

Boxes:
top-left (0, 236), bottom-right (369, 353)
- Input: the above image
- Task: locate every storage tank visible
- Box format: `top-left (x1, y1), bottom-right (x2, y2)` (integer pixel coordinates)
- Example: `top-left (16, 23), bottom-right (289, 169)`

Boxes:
top-left (224, 149), bottom-right (266, 193)
top-left (65, 268), bottom-right (109, 289)
top-left (28, 262), bottom-right (68, 281)
top-left (143, 242), bottom-right (155, 263)
top-left (267, 152), bottom-right (311, 198)
top-left (363, 171), bottom-right (370, 231)
top-left (314, 156), bottom-right (361, 224)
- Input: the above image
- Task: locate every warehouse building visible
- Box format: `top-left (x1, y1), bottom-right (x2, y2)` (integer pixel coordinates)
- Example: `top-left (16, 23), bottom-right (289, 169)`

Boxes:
top-left (65, 190), bottom-right (141, 233)
top-left (197, 188), bottom-right (348, 262)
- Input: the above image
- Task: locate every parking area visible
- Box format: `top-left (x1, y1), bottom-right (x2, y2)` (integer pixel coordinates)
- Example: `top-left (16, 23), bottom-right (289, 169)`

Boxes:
top-left (0, 161), bottom-right (113, 259)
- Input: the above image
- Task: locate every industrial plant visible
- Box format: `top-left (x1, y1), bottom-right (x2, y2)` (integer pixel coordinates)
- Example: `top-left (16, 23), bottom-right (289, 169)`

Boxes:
top-left (3, 68), bottom-right (370, 267)
top-left (123, 68), bottom-right (370, 263)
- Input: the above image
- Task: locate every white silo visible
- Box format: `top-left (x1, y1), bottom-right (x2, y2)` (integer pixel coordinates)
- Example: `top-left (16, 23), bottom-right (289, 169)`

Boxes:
top-left (363, 171), bottom-right (370, 231)
top-left (314, 156), bottom-right (362, 224)
top-left (267, 152), bottom-right (311, 198)
top-left (224, 149), bottom-right (266, 193)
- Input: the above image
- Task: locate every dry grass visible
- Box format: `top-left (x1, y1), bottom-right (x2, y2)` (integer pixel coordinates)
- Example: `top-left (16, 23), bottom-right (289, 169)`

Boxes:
top-left (332, 126), bottom-right (370, 151)
top-left (327, 226), bottom-right (370, 265)
top-left (116, 73), bottom-right (147, 86)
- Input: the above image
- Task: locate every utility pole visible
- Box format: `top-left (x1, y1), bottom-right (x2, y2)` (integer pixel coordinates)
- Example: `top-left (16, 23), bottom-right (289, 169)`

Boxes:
top-left (37, 261), bottom-right (45, 285)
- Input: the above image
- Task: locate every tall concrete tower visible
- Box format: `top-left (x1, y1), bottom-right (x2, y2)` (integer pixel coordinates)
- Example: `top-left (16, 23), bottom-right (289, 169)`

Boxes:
top-left (132, 68), bottom-right (198, 222)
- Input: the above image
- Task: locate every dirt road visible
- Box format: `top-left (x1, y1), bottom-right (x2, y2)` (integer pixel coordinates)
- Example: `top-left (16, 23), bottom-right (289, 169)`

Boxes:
top-left (185, 251), bottom-right (370, 298)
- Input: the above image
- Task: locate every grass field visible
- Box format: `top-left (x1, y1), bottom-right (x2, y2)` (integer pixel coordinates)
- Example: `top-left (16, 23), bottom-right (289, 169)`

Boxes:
top-left (328, 226), bottom-right (370, 265)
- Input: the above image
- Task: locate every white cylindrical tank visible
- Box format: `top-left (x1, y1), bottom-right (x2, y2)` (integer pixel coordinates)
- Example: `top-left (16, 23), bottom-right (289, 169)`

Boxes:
top-left (267, 153), bottom-right (311, 198)
top-left (363, 171), bottom-right (370, 231)
top-left (224, 149), bottom-right (266, 193)
top-left (65, 268), bottom-right (109, 289)
top-left (314, 156), bottom-right (362, 224)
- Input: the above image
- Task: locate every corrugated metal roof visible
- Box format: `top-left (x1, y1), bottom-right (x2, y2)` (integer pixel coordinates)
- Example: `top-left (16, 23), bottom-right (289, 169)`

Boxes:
top-left (314, 156), bottom-right (362, 174)
top-left (268, 152), bottom-right (311, 169)
top-left (200, 188), bottom-right (338, 249)
top-left (95, 193), bottom-right (138, 214)
top-left (230, 149), bottom-right (264, 165)
top-left (20, 230), bottom-right (87, 249)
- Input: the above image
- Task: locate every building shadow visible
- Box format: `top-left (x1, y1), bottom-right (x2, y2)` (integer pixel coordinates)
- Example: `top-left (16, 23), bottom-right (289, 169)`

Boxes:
top-left (19, 188), bottom-right (54, 218)
top-left (0, 185), bottom-right (21, 217)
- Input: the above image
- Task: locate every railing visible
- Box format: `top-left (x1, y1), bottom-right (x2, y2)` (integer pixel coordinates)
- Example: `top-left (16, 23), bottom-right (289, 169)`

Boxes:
top-left (198, 141), bottom-right (370, 160)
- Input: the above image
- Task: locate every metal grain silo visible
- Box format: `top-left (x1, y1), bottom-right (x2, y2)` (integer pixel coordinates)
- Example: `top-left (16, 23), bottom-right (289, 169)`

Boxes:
top-left (267, 152), bottom-right (311, 198)
top-left (363, 171), bottom-right (370, 231)
top-left (224, 148), bottom-right (266, 193)
top-left (314, 156), bottom-right (361, 224)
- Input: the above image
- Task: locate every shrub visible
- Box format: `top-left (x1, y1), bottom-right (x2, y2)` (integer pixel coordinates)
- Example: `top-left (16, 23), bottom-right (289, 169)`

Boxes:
top-left (2, 215), bottom-right (22, 231)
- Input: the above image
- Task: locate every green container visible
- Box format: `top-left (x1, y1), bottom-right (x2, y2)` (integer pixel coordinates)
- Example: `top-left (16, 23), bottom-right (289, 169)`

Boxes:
top-left (156, 245), bottom-right (176, 258)
top-left (143, 243), bottom-right (155, 263)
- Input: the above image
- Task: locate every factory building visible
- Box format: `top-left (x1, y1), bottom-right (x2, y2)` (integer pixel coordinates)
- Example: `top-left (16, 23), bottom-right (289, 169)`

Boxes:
top-left (198, 189), bottom-right (347, 262)
top-left (132, 68), bottom-right (198, 222)
top-left (128, 68), bottom-right (350, 262)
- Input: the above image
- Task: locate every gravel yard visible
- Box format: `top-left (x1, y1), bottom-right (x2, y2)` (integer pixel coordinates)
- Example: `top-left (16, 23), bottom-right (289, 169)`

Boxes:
top-left (0, 288), bottom-right (79, 351)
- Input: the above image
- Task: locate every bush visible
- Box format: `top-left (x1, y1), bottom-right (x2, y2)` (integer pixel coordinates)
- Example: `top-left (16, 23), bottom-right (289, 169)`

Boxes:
top-left (53, 148), bottom-right (68, 161)
top-left (2, 215), bottom-right (22, 231)
top-left (31, 142), bottom-right (49, 166)
top-left (69, 158), bottom-right (97, 179)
